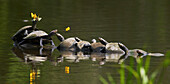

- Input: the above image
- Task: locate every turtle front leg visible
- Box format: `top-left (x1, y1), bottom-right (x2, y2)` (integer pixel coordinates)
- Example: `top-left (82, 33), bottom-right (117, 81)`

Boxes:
top-left (40, 38), bottom-right (43, 47)
top-left (50, 40), bottom-right (55, 46)
top-left (39, 47), bottom-right (43, 55)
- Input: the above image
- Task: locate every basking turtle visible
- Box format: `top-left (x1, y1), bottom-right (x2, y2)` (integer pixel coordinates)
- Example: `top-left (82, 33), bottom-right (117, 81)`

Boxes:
top-left (12, 13), bottom-right (42, 44)
top-left (98, 38), bottom-right (164, 57)
top-left (128, 49), bottom-right (164, 57)
top-left (19, 29), bottom-right (58, 47)
top-left (56, 33), bottom-right (78, 51)
top-left (90, 39), bottom-right (105, 52)
top-left (75, 37), bottom-right (91, 52)
top-left (99, 37), bottom-right (128, 54)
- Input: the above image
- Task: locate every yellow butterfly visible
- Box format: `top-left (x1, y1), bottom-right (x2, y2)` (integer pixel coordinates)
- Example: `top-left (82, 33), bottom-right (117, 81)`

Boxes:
top-left (65, 27), bottom-right (70, 31)
top-left (31, 12), bottom-right (34, 17)
top-left (31, 12), bottom-right (37, 19)
top-left (31, 12), bottom-right (42, 21)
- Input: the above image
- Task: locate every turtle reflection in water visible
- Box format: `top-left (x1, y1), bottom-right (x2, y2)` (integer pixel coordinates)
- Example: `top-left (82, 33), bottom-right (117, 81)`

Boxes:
top-left (59, 50), bottom-right (90, 63)
top-left (11, 45), bottom-right (56, 64)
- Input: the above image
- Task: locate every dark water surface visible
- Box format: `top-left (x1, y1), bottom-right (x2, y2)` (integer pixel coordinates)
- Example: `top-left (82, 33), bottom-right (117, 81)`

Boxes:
top-left (0, 0), bottom-right (170, 84)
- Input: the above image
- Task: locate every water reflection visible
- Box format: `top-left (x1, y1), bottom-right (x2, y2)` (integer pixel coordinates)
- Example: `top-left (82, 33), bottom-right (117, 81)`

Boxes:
top-left (1, 0), bottom-right (169, 83)
top-left (12, 45), bottom-right (55, 64)
top-left (30, 66), bottom-right (41, 84)
top-left (10, 44), bottom-right (166, 84)
top-left (12, 45), bottom-right (164, 66)
top-left (59, 50), bottom-right (90, 63)
top-left (12, 46), bottom-right (53, 84)
top-left (65, 66), bottom-right (70, 74)
top-left (91, 52), bottom-right (105, 65)
top-left (12, 45), bottom-right (131, 66)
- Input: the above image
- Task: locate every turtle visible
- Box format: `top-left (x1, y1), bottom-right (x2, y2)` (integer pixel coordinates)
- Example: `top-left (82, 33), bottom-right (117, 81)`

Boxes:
top-left (12, 13), bottom-right (42, 44)
top-left (90, 39), bottom-right (105, 52)
top-left (128, 49), bottom-right (164, 57)
top-left (75, 37), bottom-right (91, 52)
top-left (19, 29), bottom-right (58, 47)
top-left (98, 37), bottom-right (128, 54)
top-left (56, 33), bottom-right (78, 51)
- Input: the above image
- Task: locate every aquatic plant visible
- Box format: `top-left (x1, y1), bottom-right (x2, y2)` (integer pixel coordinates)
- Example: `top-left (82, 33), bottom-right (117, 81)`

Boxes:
top-left (99, 51), bottom-right (170, 84)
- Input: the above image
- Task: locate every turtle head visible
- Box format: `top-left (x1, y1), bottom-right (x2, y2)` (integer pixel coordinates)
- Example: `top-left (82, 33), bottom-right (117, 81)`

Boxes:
top-left (92, 39), bottom-right (96, 43)
top-left (51, 29), bottom-right (58, 34)
top-left (75, 37), bottom-right (81, 42)
top-left (118, 42), bottom-right (129, 55)
top-left (48, 29), bottom-right (58, 37)
top-left (56, 33), bottom-right (64, 42)
top-left (98, 37), bottom-right (108, 45)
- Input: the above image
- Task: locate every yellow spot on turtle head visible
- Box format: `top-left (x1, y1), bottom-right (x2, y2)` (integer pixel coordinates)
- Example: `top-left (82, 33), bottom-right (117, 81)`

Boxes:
top-left (65, 27), bottom-right (70, 31)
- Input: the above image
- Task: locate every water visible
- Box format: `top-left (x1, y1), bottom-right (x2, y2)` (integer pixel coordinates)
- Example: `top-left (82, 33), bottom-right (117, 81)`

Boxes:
top-left (0, 0), bottom-right (170, 84)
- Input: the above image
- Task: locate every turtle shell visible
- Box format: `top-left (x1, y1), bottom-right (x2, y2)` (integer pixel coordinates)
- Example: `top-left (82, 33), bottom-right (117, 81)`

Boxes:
top-left (91, 42), bottom-right (105, 52)
top-left (58, 37), bottom-right (77, 50)
top-left (24, 30), bottom-right (48, 39)
top-left (12, 25), bottom-right (37, 43)
top-left (12, 26), bottom-right (32, 38)
top-left (105, 42), bottom-right (124, 53)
